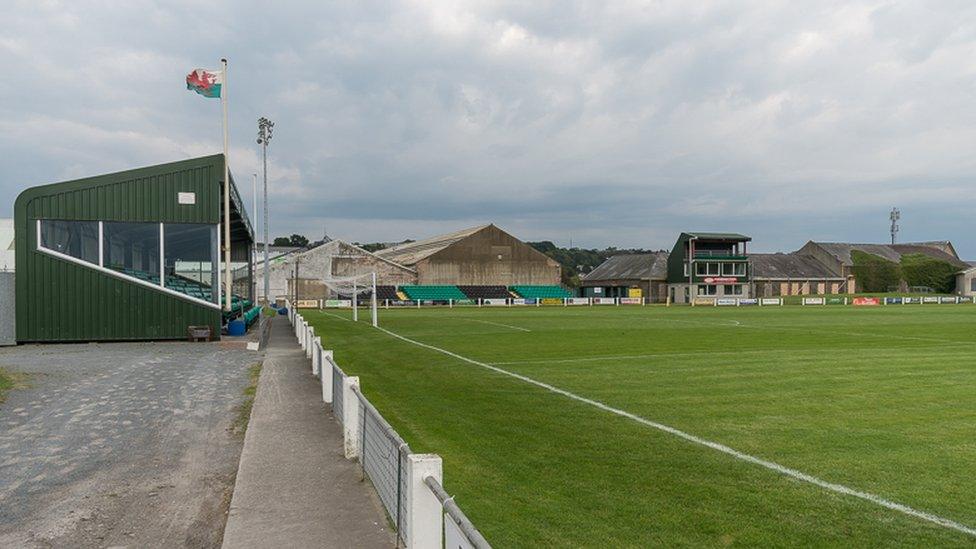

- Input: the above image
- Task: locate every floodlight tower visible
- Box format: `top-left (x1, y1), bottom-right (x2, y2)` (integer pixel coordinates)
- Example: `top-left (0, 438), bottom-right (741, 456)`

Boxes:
top-left (257, 117), bottom-right (274, 303)
top-left (890, 207), bottom-right (900, 245)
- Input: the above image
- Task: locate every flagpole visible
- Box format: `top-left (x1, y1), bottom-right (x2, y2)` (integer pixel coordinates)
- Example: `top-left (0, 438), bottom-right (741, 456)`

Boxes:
top-left (221, 57), bottom-right (231, 312)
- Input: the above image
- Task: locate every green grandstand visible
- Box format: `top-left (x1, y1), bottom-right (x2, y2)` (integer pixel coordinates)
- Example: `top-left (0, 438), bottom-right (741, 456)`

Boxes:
top-left (510, 285), bottom-right (573, 299)
top-left (401, 285), bottom-right (468, 301)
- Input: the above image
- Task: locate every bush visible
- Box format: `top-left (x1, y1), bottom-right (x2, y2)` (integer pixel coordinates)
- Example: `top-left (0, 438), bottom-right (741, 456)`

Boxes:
top-left (900, 254), bottom-right (958, 294)
top-left (850, 250), bottom-right (902, 292)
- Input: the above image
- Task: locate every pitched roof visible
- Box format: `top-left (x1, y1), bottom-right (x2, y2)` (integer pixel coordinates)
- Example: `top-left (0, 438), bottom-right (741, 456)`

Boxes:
top-left (810, 242), bottom-right (966, 268)
top-left (751, 253), bottom-right (842, 279)
top-left (375, 224), bottom-right (490, 266)
top-left (582, 252), bottom-right (669, 282)
top-left (254, 239), bottom-right (415, 275)
top-left (683, 232), bottom-right (751, 241)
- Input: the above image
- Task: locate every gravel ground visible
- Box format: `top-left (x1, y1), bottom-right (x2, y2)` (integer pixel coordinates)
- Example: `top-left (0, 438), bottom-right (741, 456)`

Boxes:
top-left (0, 341), bottom-right (260, 548)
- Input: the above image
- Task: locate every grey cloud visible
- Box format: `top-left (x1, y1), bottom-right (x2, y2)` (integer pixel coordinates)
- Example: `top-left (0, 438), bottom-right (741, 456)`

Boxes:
top-left (2, 1), bottom-right (976, 256)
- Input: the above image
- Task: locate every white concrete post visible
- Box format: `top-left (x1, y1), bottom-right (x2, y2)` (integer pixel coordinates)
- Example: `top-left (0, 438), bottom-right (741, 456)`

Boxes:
top-left (342, 376), bottom-right (361, 459)
top-left (306, 327), bottom-right (315, 358)
top-left (312, 337), bottom-right (322, 376)
top-left (406, 454), bottom-right (443, 549)
top-left (321, 350), bottom-right (334, 403)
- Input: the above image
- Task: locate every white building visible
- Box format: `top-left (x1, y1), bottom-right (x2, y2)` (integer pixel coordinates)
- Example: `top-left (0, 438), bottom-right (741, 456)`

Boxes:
top-left (0, 219), bottom-right (14, 271)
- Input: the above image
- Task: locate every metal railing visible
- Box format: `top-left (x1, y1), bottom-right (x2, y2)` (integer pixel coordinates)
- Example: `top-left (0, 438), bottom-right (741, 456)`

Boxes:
top-left (425, 476), bottom-right (491, 549)
top-left (331, 358), bottom-right (345, 425)
top-left (285, 300), bottom-right (491, 548)
top-left (355, 387), bottom-right (411, 545)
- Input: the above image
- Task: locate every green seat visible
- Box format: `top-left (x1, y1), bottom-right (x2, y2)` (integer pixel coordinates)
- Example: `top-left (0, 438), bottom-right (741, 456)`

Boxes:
top-left (401, 285), bottom-right (467, 301)
top-left (510, 285), bottom-right (572, 299)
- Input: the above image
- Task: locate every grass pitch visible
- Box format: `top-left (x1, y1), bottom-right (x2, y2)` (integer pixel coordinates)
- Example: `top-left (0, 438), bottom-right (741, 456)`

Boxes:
top-left (304, 305), bottom-right (976, 547)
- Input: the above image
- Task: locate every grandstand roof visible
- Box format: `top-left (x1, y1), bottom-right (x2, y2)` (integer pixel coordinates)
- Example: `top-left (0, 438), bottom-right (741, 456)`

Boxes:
top-left (582, 253), bottom-right (669, 282)
top-left (375, 224), bottom-right (490, 266)
top-left (750, 253), bottom-right (842, 279)
top-left (809, 241), bottom-right (966, 268)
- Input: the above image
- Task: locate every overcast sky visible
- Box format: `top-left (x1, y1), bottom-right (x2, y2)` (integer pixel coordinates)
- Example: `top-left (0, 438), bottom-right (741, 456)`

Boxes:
top-left (3, 1), bottom-right (976, 255)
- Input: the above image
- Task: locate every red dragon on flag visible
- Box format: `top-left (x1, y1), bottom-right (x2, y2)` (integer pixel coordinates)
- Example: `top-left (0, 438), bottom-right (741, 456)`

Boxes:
top-left (186, 69), bottom-right (223, 98)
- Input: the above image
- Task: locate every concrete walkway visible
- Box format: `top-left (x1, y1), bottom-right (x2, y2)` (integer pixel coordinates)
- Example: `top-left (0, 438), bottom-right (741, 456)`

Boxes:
top-left (222, 316), bottom-right (394, 548)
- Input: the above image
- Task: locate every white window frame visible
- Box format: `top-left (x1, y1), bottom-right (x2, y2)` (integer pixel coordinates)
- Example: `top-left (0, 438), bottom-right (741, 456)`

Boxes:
top-left (724, 284), bottom-right (743, 295)
top-left (697, 284), bottom-right (717, 296)
top-left (696, 262), bottom-right (720, 276)
top-left (36, 219), bottom-right (221, 310)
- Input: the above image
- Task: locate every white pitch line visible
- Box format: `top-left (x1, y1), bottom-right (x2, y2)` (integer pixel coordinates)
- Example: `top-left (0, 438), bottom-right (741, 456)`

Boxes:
top-left (488, 344), bottom-right (961, 366)
top-left (375, 325), bottom-right (976, 539)
top-left (460, 318), bottom-right (531, 332)
top-left (318, 310), bottom-right (352, 322)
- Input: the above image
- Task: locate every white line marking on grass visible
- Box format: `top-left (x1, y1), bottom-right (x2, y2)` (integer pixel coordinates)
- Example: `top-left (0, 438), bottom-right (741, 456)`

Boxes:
top-left (375, 325), bottom-right (976, 539)
top-left (488, 345), bottom-right (962, 366)
top-left (460, 318), bottom-right (531, 332)
top-left (318, 311), bottom-right (352, 322)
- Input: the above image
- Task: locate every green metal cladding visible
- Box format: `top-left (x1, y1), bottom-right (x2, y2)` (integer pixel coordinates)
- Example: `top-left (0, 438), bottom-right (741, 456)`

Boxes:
top-left (14, 155), bottom-right (228, 342)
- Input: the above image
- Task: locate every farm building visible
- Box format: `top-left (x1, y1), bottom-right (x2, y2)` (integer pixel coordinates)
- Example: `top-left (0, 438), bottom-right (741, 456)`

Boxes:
top-left (956, 265), bottom-right (976, 297)
top-left (797, 241), bottom-right (967, 292)
top-left (374, 224), bottom-right (561, 286)
top-left (580, 252), bottom-right (668, 301)
top-left (13, 154), bottom-right (255, 342)
top-left (255, 239), bottom-right (416, 303)
top-left (750, 253), bottom-right (847, 296)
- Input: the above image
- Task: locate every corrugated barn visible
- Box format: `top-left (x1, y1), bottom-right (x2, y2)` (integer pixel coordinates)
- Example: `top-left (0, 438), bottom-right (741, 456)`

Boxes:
top-left (580, 252), bottom-right (669, 301)
top-left (375, 224), bottom-right (560, 286)
top-left (255, 239), bottom-right (417, 302)
top-left (750, 253), bottom-right (847, 296)
top-left (14, 154), bottom-right (253, 342)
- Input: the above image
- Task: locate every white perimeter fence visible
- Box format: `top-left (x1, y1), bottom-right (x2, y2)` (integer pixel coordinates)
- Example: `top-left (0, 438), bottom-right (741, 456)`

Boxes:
top-left (292, 295), bottom-right (976, 309)
top-left (286, 300), bottom-right (491, 549)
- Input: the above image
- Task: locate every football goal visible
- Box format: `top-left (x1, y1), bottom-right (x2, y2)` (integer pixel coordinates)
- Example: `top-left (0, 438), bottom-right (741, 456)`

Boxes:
top-left (321, 272), bottom-right (378, 327)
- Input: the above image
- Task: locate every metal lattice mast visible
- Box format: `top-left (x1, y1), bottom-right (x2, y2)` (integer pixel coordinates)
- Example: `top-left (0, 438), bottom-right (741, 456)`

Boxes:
top-left (890, 207), bottom-right (900, 245)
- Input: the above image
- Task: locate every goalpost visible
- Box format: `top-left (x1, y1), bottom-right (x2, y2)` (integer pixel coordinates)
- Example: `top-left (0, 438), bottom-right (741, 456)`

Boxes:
top-left (320, 272), bottom-right (378, 327)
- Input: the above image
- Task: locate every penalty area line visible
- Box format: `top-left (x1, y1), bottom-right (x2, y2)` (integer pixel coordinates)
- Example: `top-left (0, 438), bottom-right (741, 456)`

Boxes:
top-left (374, 324), bottom-right (976, 539)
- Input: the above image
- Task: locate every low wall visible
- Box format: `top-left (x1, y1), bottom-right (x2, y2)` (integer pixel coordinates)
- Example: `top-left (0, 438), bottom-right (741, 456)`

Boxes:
top-left (0, 272), bottom-right (14, 345)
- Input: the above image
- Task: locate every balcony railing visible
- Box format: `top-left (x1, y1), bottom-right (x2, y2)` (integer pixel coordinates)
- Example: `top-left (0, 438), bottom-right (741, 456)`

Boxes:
top-left (693, 251), bottom-right (747, 259)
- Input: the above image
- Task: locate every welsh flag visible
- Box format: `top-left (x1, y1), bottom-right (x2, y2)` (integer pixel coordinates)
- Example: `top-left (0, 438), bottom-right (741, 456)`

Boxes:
top-left (186, 68), bottom-right (223, 98)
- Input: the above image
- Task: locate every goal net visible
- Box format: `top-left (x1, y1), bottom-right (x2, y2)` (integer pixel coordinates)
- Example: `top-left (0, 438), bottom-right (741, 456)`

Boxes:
top-left (321, 272), bottom-right (378, 327)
